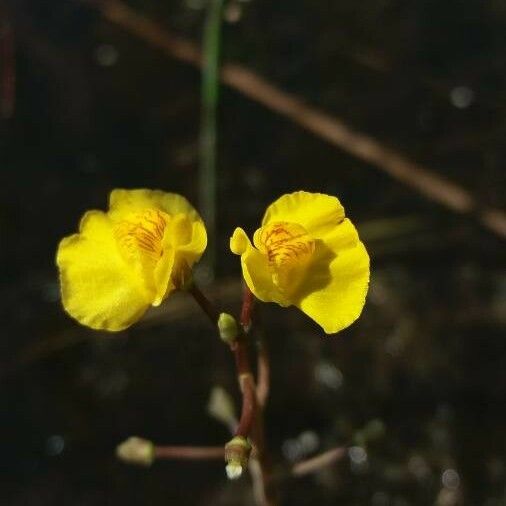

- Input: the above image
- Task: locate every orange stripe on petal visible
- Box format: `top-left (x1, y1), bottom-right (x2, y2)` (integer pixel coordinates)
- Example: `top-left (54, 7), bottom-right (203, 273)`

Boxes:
top-left (256, 221), bottom-right (315, 268)
top-left (114, 209), bottom-right (169, 262)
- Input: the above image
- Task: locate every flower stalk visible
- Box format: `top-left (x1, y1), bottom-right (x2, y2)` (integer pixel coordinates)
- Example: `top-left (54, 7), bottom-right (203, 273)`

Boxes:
top-left (188, 281), bottom-right (278, 504)
top-left (239, 285), bottom-right (276, 505)
top-left (240, 284), bottom-right (255, 332)
top-left (154, 445), bottom-right (224, 460)
top-left (187, 281), bottom-right (220, 324)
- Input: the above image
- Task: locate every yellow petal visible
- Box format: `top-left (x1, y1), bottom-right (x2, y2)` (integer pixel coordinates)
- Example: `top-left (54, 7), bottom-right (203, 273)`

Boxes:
top-left (262, 191), bottom-right (345, 239)
top-left (154, 218), bottom-right (208, 304)
top-left (253, 221), bottom-right (315, 269)
top-left (109, 188), bottom-right (200, 221)
top-left (230, 227), bottom-right (250, 255)
top-left (56, 211), bottom-right (151, 331)
top-left (251, 221), bottom-right (315, 297)
top-left (230, 228), bottom-right (287, 305)
top-left (295, 241), bottom-right (370, 334)
top-left (110, 191), bottom-right (207, 303)
top-left (165, 215), bottom-right (207, 263)
top-left (153, 245), bottom-right (176, 306)
top-left (113, 208), bottom-right (169, 295)
top-left (175, 218), bottom-right (208, 274)
top-left (322, 218), bottom-right (359, 252)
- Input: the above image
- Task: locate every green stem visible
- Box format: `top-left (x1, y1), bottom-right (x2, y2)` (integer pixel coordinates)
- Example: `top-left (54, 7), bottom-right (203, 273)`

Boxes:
top-left (199, 0), bottom-right (224, 281)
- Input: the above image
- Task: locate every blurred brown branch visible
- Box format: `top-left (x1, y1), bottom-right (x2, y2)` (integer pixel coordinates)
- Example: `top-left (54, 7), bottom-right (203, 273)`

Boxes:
top-left (87, 0), bottom-right (506, 238)
top-left (291, 447), bottom-right (347, 477)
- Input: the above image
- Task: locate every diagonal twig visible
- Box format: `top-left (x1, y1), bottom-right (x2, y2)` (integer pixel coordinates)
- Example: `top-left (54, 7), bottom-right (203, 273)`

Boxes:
top-left (89, 0), bottom-right (506, 238)
top-left (291, 447), bottom-right (347, 477)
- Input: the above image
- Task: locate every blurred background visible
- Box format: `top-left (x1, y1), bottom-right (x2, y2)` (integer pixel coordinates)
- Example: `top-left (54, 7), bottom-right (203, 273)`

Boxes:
top-left (1, 0), bottom-right (505, 504)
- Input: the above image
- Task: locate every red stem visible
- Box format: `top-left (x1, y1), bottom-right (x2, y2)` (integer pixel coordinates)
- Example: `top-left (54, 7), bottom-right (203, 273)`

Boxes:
top-left (256, 340), bottom-right (270, 408)
top-left (230, 331), bottom-right (256, 438)
top-left (188, 283), bottom-right (256, 439)
top-left (188, 282), bottom-right (277, 504)
top-left (154, 445), bottom-right (224, 460)
top-left (240, 285), bottom-right (255, 332)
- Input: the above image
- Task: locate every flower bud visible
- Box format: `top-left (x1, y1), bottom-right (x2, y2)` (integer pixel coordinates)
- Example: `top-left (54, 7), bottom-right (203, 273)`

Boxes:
top-left (116, 436), bottom-right (155, 466)
top-left (218, 313), bottom-right (239, 343)
top-left (224, 436), bottom-right (251, 480)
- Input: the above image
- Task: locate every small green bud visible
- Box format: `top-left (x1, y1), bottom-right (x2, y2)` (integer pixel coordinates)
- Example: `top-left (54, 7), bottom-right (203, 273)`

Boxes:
top-left (218, 313), bottom-right (239, 343)
top-left (116, 436), bottom-right (155, 466)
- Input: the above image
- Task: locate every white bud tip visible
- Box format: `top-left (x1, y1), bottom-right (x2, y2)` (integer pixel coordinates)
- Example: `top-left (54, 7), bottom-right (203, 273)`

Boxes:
top-left (226, 462), bottom-right (243, 480)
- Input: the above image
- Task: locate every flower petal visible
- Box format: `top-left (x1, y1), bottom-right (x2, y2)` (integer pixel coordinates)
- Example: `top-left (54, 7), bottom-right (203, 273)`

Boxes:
top-left (322, 218), bottom-right (359, 252)
top-left (295, 241), bottom-right (370, 334)
top-left (230, 227), bottom-right (250, 255)
top-left (153, 245), bottom-right (176, 306)
top-left (177, 220), bottom-right (208, 274)
top-left (154, 218), bottom-right (207, 304)
top-left (109, 188), bottom-right (199, 220)
top-left (111, 191), bottom-right (206, 303)
top-left (165, 215), bottom-right (207, 263)
top-left (262, 191), bottom-right (345, 239)
top-left (230, 228), bottom-right (287, 305)
top-left (56, 211), bottom-right (152, 331)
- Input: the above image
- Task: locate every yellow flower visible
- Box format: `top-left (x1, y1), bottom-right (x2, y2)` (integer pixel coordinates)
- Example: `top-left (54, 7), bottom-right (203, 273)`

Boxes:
top-left (230, 191), bottom-right (369, 334)
top-left (56, 189), bottom-right (207, 331)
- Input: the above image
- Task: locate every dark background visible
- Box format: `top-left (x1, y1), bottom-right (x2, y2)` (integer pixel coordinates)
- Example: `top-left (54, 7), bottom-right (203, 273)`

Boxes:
top-left (1, 0), bottom-right (505, 504)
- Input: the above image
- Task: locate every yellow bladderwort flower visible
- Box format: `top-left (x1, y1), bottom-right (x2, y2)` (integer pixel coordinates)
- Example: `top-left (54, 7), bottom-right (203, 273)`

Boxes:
top-left (230, 191), bottom-right (369, 334)
top-left (56, 189), bottom-right (207, 331)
